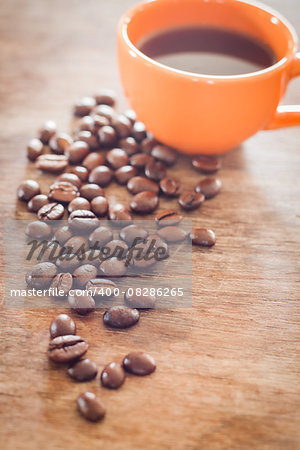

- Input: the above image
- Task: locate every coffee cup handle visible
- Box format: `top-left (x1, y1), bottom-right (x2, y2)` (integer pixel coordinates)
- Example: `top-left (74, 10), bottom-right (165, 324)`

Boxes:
top-left (265, 53), bottom-right (300, 129)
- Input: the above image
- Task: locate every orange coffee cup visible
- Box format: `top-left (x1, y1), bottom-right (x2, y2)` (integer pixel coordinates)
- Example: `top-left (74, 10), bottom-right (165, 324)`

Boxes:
top-left (117, 0), bottom-right (300, 155)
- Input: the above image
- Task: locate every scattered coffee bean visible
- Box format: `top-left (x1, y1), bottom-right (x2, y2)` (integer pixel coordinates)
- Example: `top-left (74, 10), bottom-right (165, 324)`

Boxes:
top-left (123, 352), bottom-right (156, 376)
top-left (145, 159), bottom-right (166, 181)
top-left (48, 335), bottom-right (88, 363)
top-left (69, 165), bottom-right (89, 182)
top-left (89, 165), bottom-right (113, 187)
top-left (91, 196), bottom-right (108, 217)
top-left (157, 226), bottom-right (187, 243)
top-left (64, 235), bottom-right (89, 253)
top-left (131, 121), bottom-right (147, 141)
top-left (77, 392), bottom-right (106, 422)
top-left (124, 288), bottom-right (156, 309)
top-left (119, 224), bottom-right (148, 246)
top-left (50, 272), bottom-right (73, 296)
top-left (123, 109), bottom-right (136, 125)
top-left (155, 209), bottom-right (183, 227)
top-left (50, 133), bottom-right (73, 154)
top-left (104, 239), bottom-right (128, 258)
top-left (27, 138), bottom-right (43, 161)
top-left (195, 176), bottom-right (222, 199)
top-left (73, 264), bottom-right (98, 289)
top-left (98, 125), bottom-right (117, 147)
top-left (28, 194), bottom-right (49, 212)
top-left (17, 179), bottom-right (41, 202)
top-left (92, 114), bottom-right (110, 130)
top-left (112, 114), bottom-right (132, 138)
top-left (68, 359), bottom-right (98, 381)
top-left (106, 148), bottom-right (129, 169)
top-left (37, 202), bottom-right (65, 220)
top-left (65, 141), bottom-right (89, 164)
top-left (75, 130), bottom-right (99, 151)
top-left (189, 228), bottom-right (216, 247)
top-left (140, 136), bottom-right (157, 154)
top-left (35, 154), bottom-right (68, 173)
top-left (151, 144), bottom-right (177, 166)
top-left (82, 152), bottom-right (105, 171)
top-left (114, 165), bottom-right (138, 185)
top-left (130, 153), bottom-right (153, 169)
top-left (68, 210), bottom-right (99, 233)
top-left (86, 278), bottom-right (117, 299)
top-left (159, 177), bottom-right (182, 197)
top-left (101, 362), bottom-right (126, 389)
top-left (68, 291), bottom-right (95, 315)
top-left (25, 221), bottom-right (52, 240)
top-left (56, 173), bottom-right (82, 189)
top-left (74, 96), bottom-right (96, 117)
top-left (50, 314), bottom-right (76, 338)
top-left (48, 181), bottom-right (79, 204)
top-left (68, 197), bottom-right (90, 214)
top-left (93, 104), bottom-right (116, 122)
top-left (38, 120), bottom-right (57, 144)
top-left (119, 137), bottom-right (139, 155)
top-left (130, 191), bottom-right (159, 214)
top-left (100, 257), bottom-right (127, 277)
top-left (26, 262), bottom-right (57, 289)
top-left (108, 204), bottom-right (133, 222)
top-left (95, 88), bottom-right (116, 107)
top-left (178, 191), bottom-right (205, 210)
top-left (89, 226), bottom-right (113, 248)
top-left (127, 176), bottom-right (159, 195)
top-left (76, 115), bottom-right (95, 133)
top-left (52, 226), bottom-right (73, 245)
top-left (192, 155), bottom-right (222, 173)
top-left (80, 183), bottom-right (104, 201)
top-left (103, 306), bottom-right (139, 329)
top-left (56, 254), bottom-right (82, 272)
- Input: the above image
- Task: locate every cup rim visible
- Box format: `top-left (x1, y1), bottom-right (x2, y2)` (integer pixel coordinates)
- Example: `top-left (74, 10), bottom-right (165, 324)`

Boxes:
top-left (119, 0), bottom-right (298, 80)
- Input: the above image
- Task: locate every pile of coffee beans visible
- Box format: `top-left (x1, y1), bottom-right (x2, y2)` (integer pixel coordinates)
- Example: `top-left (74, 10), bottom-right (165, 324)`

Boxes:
top-left (48, 313), bottom-right (156, 422)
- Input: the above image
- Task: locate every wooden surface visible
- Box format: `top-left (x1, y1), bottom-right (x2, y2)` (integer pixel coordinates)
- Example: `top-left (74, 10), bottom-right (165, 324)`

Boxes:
top-left (0, 0), bottom-right (299, 449)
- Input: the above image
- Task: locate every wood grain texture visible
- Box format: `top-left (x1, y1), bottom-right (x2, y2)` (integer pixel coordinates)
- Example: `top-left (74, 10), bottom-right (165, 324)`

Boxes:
top-left (0, 0), bottom-right (299, 449)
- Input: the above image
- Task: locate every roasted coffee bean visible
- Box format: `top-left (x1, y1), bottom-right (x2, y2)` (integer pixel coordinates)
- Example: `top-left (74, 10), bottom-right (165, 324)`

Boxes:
top-left (56, 173), bottom-right (82, 189)
top-left (114, 165), bottom-right (138, 185)
top-left (68, 210), bottom-right (100, 233)
top-left (74, 96), bottom-right (96, 117)
top-left (189, 228), bottom-right (216, 247)
top-left (48, 335), bottom-right (88, 363)
top-left (25, 221), bottom-right (52, 240)
top-left (129, 153), bottom-right (153, 169)
top-left (77, 392), bottom-right (105, 422)
top-left (28, 194), bottom-right (49, 212)
top-left (195, 176), bottom-right (222, 199)
top-left (25, 262), bottom-right (57, 289)
top-left (89, 165), bottom-right (113, 187)
top-left (101, 362), bottom-right (126, 389)
top-left (82, 249), bottom-right (104, 267)
top-left (69, 165), bottom-right (89, 182)
top-left (98, 125), bottom-right (117, 147)
top-left (108, 204), bottom-right (133, 222)
top-left (65, 141), bottom-right (89, 164)
top-left (123, 108), bottom-right (136, 125)
top-left (151, 144), bottom-right (177, 166)
top-left (80, 183), bottom-right (104, 201)
top-left (39, 241), bottom-right (62, 263)
top-left (50, 314), bottom-right (76, 338)
top-left (131, 235), bottom-right (168, 269)
top-left (192, 155), bottom-right (222, 173)
top-left (36, 154), bottom-right (68, 173)
top-left (38, 120), bottom-right (57, 144)
top-left (140, 136), bottom-right (158, 154)
top-left (123, 352), bottom-right (156, 376)
top-left (50, 273), bottom-right (73, 296)
top-left (93, 104), bottom-right (116, 122)
top-left (90, 196), bottom-right (108, 217)
top-left (127, 176), bottom-right (159, 195)
top-left (178, 191), bottom-right (205, 210)
top-left (159, 177), bottom-right (182, 197)
top-left (68, 291), bottom-right (95, 315)
top-left (68, 359), bottom-right (98, 381)
top-left (95, 88), bottom-right (116, 107)
top-left (112, 114), bottom-right (132, 138)
top-left (68, 197), bottom-right (91, 214)
top-left (119, 224), bottom-right (148, 246)
top-left (104, 239), bottom-right (128, 258)
top-left (82, 152), bottom-right (105, 171)
top-left (89, 226), bottom-right (113, 248)
top-left (76, 115), bottom-right (96, 133)
top-left (157, 226), bottom-right (187, 243)
top-left (17, 180), bottom-right (40, 202)
top-left (56, 254), bottom-right (82, 272)
top-left (92, 114), bottom-right (110, 130)
top-left (52, 226), bottom-right (73, 245)
top-left (37, 203), bottom-right (65, 220)
top-left (49, 133), bottom-right (73, 154)
top-left (155, 210), bottom-right (183, 227)
top-left (75, 130), bottom-right (99, 151)
top-left (119, 137), bottom-right (139, 155)
top-left (73, 264), bottom-right (98, 289)
top-left (100, 257), bottom-right (127, 277)
top-left (124, 288), bottom-right (156, 309)
top-left (131, 121), bottom-right (147, 142)
top-left (106, 148), bottom-right (129, 169)
top-left (27, 138), bottom-right (43, 161)
top-left (64, 236), bottom-right (89, 254)
top-left (103, 306), bottom-right (139, 328)
top-left (145, 159), bottom-right (166, 181)
top-left (130, 191), bottom-right (159, 214)
top-left (86, 278), bottom-right (117, 299)
top-left (48, 181), bottom-right (79, 204)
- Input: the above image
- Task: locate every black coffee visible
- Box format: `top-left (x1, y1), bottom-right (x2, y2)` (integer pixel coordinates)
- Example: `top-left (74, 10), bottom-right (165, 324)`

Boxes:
top-left (138, 26), bottom-right (276, 76)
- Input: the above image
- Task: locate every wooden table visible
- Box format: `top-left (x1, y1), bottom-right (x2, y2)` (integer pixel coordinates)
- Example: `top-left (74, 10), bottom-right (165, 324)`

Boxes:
top-left (0, 0), bottom-right (299, 448)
